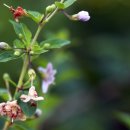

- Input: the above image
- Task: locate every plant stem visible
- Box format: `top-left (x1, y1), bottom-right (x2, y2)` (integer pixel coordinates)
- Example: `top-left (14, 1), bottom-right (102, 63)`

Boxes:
top-left (3, 121), bottom-right (11, 130)
top-left (3, 1), bottom-right (65, 129)
top-left (4, 79), bottom-right (12, 101)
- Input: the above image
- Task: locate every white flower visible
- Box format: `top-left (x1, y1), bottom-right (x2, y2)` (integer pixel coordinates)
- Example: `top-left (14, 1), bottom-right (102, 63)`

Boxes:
top-left (20, 86), bottom-right (44, 103)
top-left (38, 63), bottom-right (57, 93)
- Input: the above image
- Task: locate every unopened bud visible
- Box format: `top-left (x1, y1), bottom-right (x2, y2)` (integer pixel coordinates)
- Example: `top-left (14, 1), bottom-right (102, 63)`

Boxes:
top-left (3, 73), bottom-right (10, 80)
top-left (72, 11), bottom-right (90, 22)
top-left (28, 69), bottom-right (36, 81)
top-left (34, 109), bottom-right (42, 118)
top-left (14, 50), bottom-right (21, 56)
top-left (46, 4), bottom-right (56, 13)
top-left (43, 43), bottom-right (50, 49)
top-left (30, 51), bottom-right (34, 55)
top-left (0, 42), bottom-right (11, 50)
top-left (18, 33), bottom-right (23, 39)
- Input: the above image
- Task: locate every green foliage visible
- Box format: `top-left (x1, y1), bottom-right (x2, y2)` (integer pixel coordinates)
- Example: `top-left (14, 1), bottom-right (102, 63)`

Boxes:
top-left (19, 101), bottom-right (37, 117)
top-left (64, 0), bottom-right (77, 8)
top-left (55, 2), bottom-right (65, 9)
top-left (115, 112), bottom-right (130, 128)
top-left (0, 51), bottom-right (22, 62)
top-left (40, 38), bottom-right (71, 49)
top-left (10, 21), bottom-right (32, 46)
top-left (0, 88), bottom-right (9, 101)
top-left (13, 39), bottom-right (25, 49)
top-left (27, 11), bottom-right (43, 23)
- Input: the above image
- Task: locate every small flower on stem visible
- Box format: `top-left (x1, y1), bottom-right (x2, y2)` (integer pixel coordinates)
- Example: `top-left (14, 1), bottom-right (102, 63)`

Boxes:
top-left (72, 11), bottom-right (90, 22)
top-left (20, 86), bottom-right (44, 103)
top-left (38, 63), bottom-right (57, 93)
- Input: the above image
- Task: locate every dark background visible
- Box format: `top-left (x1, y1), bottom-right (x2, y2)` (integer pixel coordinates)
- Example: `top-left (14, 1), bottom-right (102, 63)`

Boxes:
top-left (1, 0), bottom-right (130, 130)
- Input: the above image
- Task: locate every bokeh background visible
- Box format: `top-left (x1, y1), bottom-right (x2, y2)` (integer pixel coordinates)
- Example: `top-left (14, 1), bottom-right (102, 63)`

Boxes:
top-left (1, 0), bottom-right (130, 130)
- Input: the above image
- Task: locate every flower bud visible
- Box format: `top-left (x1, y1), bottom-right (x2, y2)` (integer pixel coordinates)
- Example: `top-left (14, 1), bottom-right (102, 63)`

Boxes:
top-left (18, 33), bottom-right (23, 39)
top-left (43, 43), bottom-right (50, 49)
top-left (28, 69), bottom-right (36, 81)
top-left (46, 4), bottom-right (56, 13)
top-left (14, 50), bottom-right (21, 56)
top-left (34, 108), bottom-right (42, 118)
top-left (72, 11), bottom-right (90, 22)
top-left (0, 42), bottom-right (11, 50)
top-left (3, 73), bottom-right (10, 80)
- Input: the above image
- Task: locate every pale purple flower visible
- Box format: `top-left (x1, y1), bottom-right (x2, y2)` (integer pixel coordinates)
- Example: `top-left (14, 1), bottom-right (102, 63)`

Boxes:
top-left (38, 63), bottom-right (57, 93)
top-left (20, 86), bottom-right (44, 102)
top-left (74, 11), bottom-right (90, 22)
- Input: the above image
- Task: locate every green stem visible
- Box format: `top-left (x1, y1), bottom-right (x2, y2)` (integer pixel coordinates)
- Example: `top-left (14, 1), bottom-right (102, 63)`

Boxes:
top-left (31, 25), bottom-right (43, 45)
top-left (4, 79), bottom-right (12, 101)
top-left (3, 1), bottom-right (65, 129)
top-left (14, 55), bottom-right (29, 98)
top-left (3, 121), bottom-right (11, 130)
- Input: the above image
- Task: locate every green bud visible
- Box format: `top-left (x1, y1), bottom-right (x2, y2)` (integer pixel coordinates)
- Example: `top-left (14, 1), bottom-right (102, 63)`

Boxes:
top-left (14, 50), bottom-right (21, 56)
top-left (3, 73), bottom-right (10, 80)
top-left (0, 42), bottom-right (11, 50)
top-left (18, 33), bottom-right (23, 39)
top-left (46, 4), bottom-right (56, 13)
top-left (30, 51), bottom-right (34, 55)
top-left (28, 69), bottom-right (36, 81)
top-left (43, 43), bottom-right (50, 49)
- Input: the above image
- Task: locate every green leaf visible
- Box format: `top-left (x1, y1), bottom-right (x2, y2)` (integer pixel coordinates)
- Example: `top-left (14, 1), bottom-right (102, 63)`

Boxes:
top-left (55, 2), bottom-right (65, 9)
top-left (10, 20), bottom-right (32, 45)
top-left (115, 112), bottom-right (130, 128)
top-left (13, 39), bottom-right (25, 48)
top-left (19, 101), bottom-right (37, 117)
top-left (0, 51), bottom-right (23, 62)
top-left (0, 88), bottom-right (9, 100)
top-left (64, 0), bottom-right (76, 8)
top-left (27, 10), bottom-right (43, 23)
top-left (40, 38), bottom-right (71, 49)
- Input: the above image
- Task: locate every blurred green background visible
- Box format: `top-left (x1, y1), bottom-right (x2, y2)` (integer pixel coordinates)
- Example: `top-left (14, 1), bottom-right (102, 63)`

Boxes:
top-left (1, 0), bottom-right (130, 130)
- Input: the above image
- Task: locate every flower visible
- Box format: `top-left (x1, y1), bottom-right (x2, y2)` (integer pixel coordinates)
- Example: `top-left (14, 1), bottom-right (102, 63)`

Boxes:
top-left (20, 86), bottom-right (44, 103)
top-left (10, 6), bottom-right (27, 22)
top-left (38, 63), bottom-right (57, 93)
top-left (73, 11), bottom-right (90, 22)
top-left (0, 100), bottom-right (26, 122)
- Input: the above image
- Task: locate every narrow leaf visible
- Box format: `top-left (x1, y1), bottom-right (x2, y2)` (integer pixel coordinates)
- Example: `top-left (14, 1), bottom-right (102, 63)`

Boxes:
top-left (40, 38), bottom-right (71, 49)
top-left (0, 51), bottom-right (23, 62)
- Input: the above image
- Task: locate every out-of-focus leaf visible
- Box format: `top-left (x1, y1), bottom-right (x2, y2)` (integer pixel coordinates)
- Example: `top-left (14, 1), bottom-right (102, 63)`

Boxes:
top-left (115, 112), bottom-right (130, 128)
top-left (40, 38), bottom-right (71, 49)
top-left (0, 51), bottom-right (23, 62)
top-left (64, 0), bottom-right (76, 8)
top-left (27, 11), bottom-right (43, 23)
top-left (0, 88), bottom-right (9, 101)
